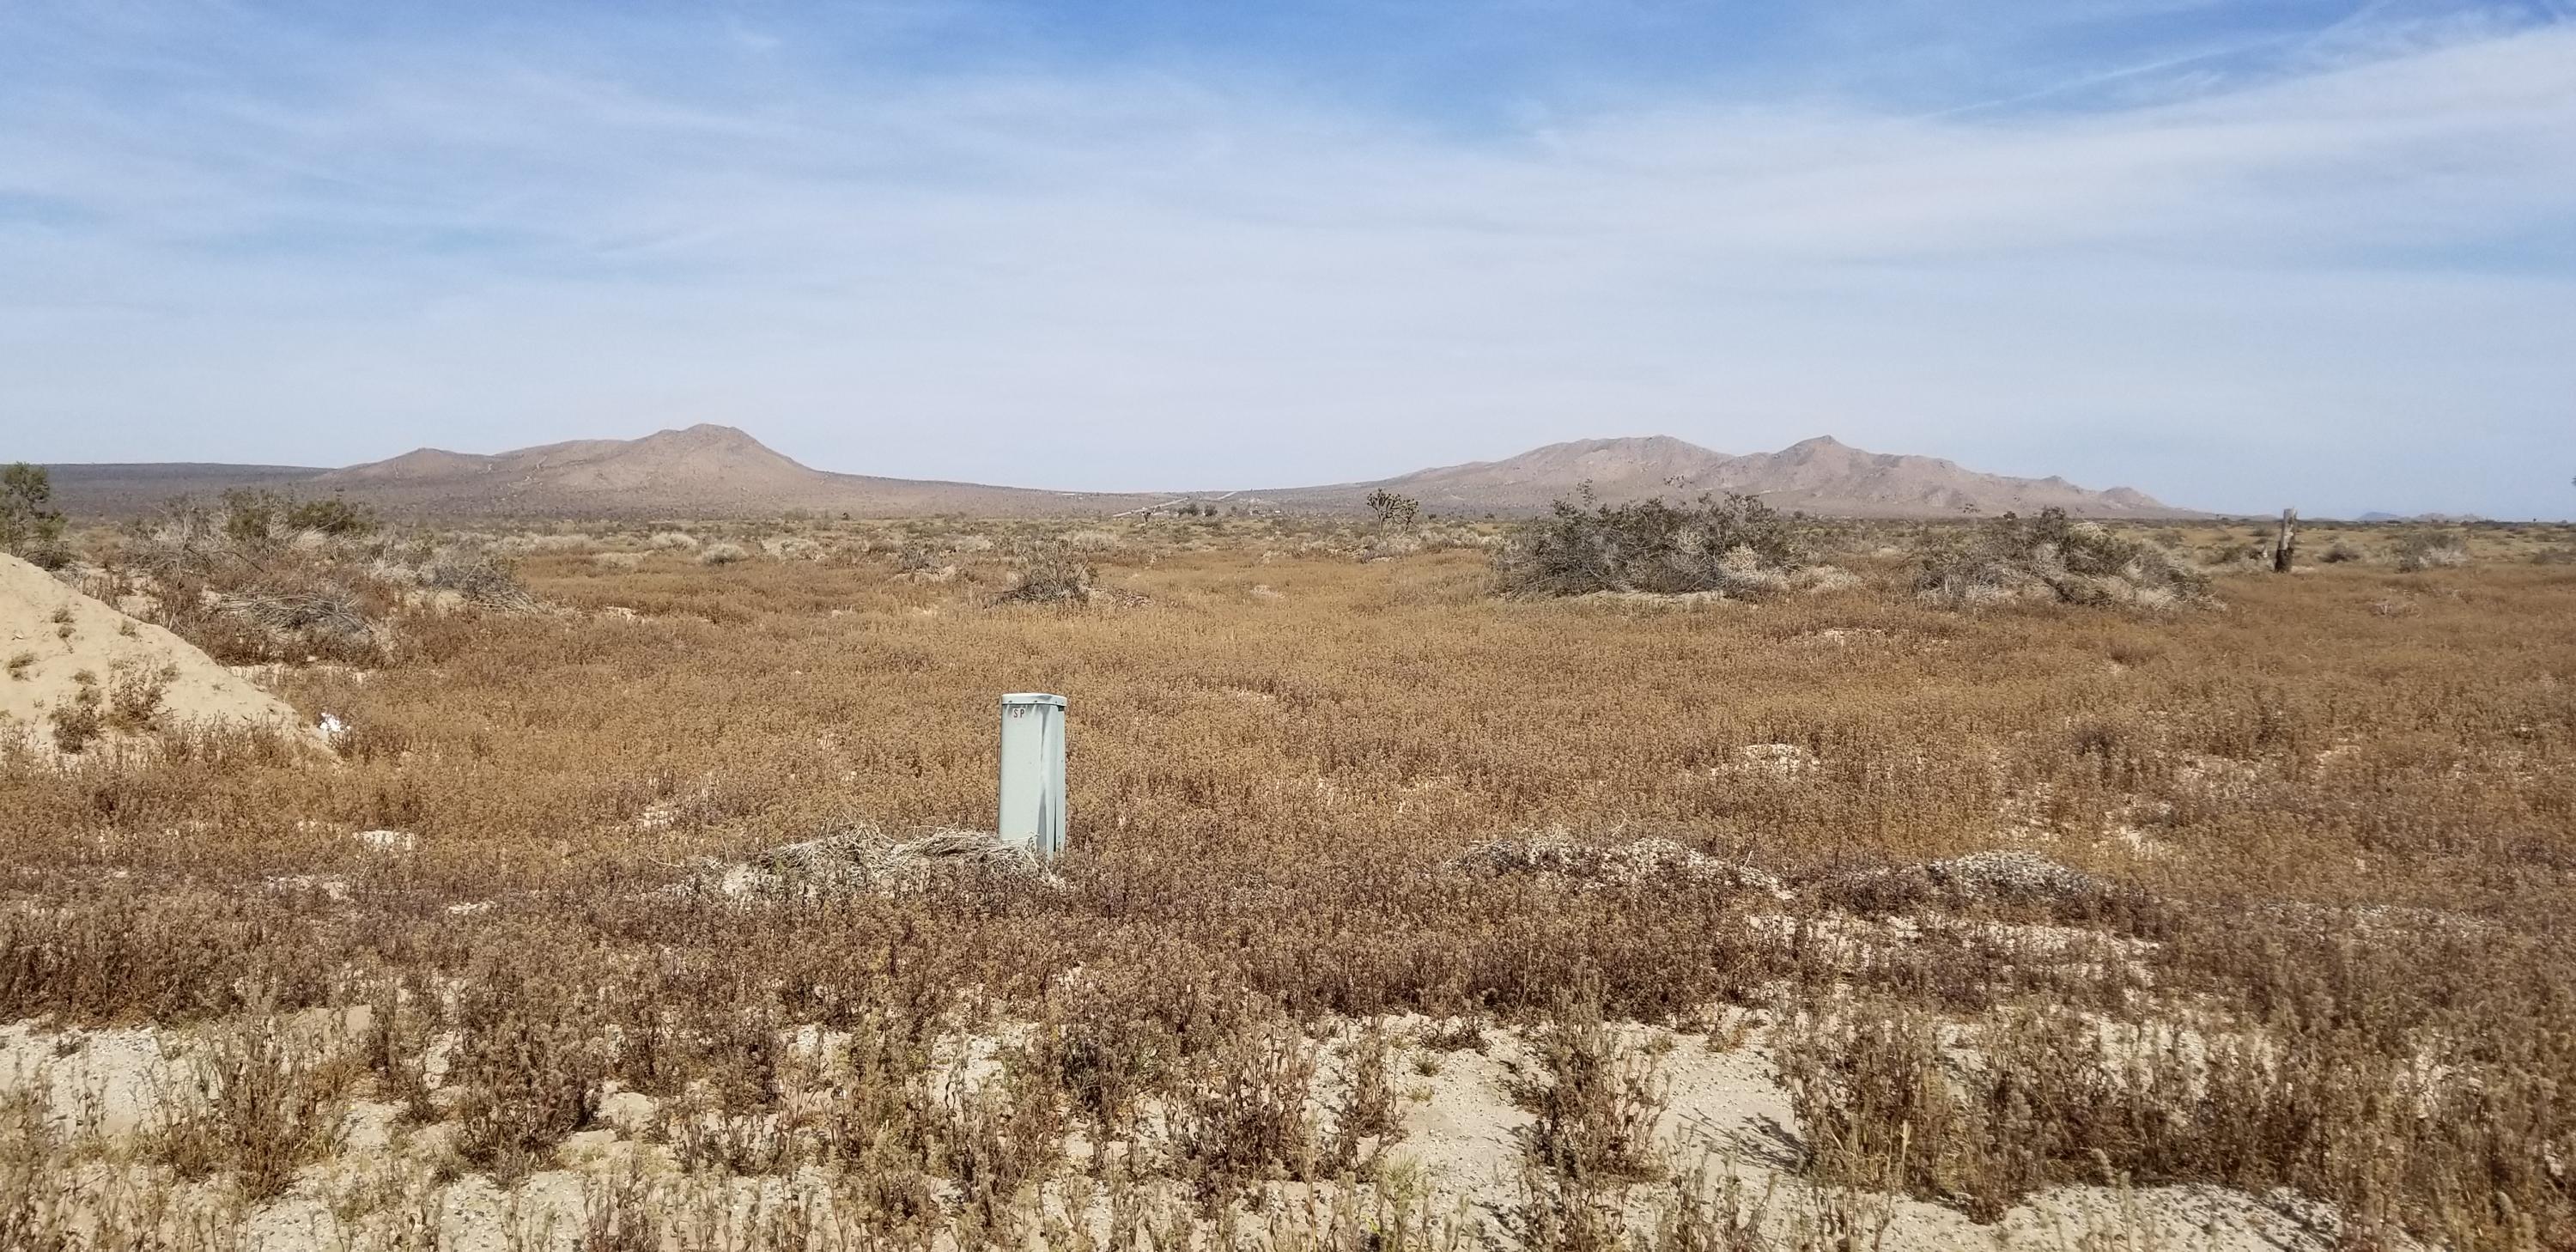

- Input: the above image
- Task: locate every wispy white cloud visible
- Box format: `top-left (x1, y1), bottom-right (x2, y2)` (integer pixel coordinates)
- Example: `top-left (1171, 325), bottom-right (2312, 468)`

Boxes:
top-left (0, 3), bottom-right (2570, 516)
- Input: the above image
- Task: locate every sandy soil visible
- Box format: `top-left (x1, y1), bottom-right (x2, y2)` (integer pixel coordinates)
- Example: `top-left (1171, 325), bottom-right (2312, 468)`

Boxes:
top-left (0, 552), bottom-right (307, 749)
top-left (0, 1010), bottom-right (2366, 1252)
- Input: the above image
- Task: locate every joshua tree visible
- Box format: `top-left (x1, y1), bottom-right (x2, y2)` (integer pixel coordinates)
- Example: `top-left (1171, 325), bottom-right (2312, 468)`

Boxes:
top-left (1364, 489), bottom-right (1420, 532)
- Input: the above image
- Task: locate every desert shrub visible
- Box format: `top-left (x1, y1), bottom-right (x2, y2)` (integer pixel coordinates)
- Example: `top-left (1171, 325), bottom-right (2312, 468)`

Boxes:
top-left (893, 540), bottom-right (945, 574)
top-left (103, 660), bottom-right (174, 732)
top-left (104, 495), bottom-right (424, 663)
top-left (996, 543), bottom-right (1095, 605)
top-left (936, 1047), bottom-right (1067, 1241)
top-left (1326, 1019), bottom-right (1403, 1169)
top-left (216, 489), bottom-right (285, 548)
top-left (1779, 994), bottom-right (2574, 1244)
top-left (453, 983), bottom-right (613, 1186)
top-left (2319, 538), bottom-right (2365, 563)
top-left (1510, 990), bottom-right (1667, 1185)
top-left (2204, 538), bottom-right (2266, 565)
top-left (577, 1170), bottom-right (665, 1252)
top-left (0, 462), bottom-right (70, 568)
top-left (663, 1098), bottom-right (798, 1176)
top-left (1357, 531), bottom-right (1425, 562)
top-left (213, 488), bottom-right (371, 545)
top-left (361, 975), bottom-right (443, 1124)
top-left (1496, 489), bottom-right (1801, 598)
top-left (201, 579), bottom-right (388, 662)
top-left (647, 530), bottom-right (701, 550)
top-left (812, 1007), bottom-right (940, 1189)
top-left (1913, 508), bottom-right (2206, 609)
top-left (1168, 1018), bottom-right (1320, 1203)
top-left (2393, 529), bottom-right (2472, 571)
top-left (760, 534), bottom-right (823, 561)
top-left (46, 671), bottom-right (104, 753)
top-left (698, 542), bottom-right (749, 566)
top-left (1039, 1000), bottom-right (1168, 1140)
top-left (152, 1015), bottom-right (352, 1202)
top-left (1499, 988), bottom-right (1673, 1252)
top-left (0, 885), bottom-right (347, 1024)
top-left (420, 547), bottom-right (539, 611)
top-left (285, 495), bottom-right (376, 538)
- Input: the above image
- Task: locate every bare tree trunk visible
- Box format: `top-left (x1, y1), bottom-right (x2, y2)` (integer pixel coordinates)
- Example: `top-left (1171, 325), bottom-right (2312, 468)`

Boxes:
top-left (2273, 508), bottom-right (2298, 573)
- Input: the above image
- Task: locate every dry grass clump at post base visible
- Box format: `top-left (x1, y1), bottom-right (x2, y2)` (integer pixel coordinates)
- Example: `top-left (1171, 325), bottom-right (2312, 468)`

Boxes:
top-left (0, 514), bottom-right (2572, 1249)
top-left (1913, 507), bottom-right (2208, 609)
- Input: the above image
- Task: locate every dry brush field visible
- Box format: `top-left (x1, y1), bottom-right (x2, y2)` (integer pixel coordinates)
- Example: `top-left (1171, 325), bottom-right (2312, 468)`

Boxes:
top-left (3, 513), bottom-right (2574, 1252)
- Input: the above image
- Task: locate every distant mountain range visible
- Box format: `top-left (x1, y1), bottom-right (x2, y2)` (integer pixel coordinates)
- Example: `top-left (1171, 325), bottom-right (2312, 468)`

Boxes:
top-left (1263, 434), bottom-right (2184, 518)
top-left (42, 425), bottom-right (2196, 520)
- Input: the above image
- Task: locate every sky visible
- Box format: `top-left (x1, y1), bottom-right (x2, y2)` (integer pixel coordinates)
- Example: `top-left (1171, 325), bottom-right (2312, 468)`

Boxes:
top-left (1, 1), bottom-right (2572, 517)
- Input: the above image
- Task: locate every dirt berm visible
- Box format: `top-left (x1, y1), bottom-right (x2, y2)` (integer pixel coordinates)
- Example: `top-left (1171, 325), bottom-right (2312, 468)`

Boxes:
top-left (0, 553), bottom-right (306, 750)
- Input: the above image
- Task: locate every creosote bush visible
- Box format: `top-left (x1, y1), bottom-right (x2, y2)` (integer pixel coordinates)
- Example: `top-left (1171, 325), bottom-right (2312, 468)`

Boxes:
top-left (1913, 507), bottom-right (2207, 609)
top-left (0, 461), bottom-right (70, 569)
top-left (419, 546), bottom-right (541, 611)
top-left (216, 488), bottom-right (380, 544)
top-left (995, 541), bottom-right (1097, 605)
top-left (2393, 528), bottom-right (2473, 571)
top-left (1497, 489), bottom-right (1803, 598)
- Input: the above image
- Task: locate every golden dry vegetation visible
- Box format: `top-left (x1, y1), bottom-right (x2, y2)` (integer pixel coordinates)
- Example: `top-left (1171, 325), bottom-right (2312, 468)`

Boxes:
top-left (3, 510), bottom-right (2573, 1251)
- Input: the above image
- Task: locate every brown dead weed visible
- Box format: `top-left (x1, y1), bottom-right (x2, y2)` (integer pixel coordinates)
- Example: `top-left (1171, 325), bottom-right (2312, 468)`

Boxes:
top-left (0, 520), bottom-right (2570, 1249)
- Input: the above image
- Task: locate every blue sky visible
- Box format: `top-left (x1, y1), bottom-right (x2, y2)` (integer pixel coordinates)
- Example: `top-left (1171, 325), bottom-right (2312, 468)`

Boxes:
top-left (3, 1), bottom-right (2572, 516)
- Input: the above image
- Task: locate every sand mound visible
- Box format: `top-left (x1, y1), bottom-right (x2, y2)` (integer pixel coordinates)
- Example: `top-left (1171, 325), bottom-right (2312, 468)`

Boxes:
top-left (1451, 833), bottom-right (1787, 895)
top-left (1822, 849), bottom-right (2121, 911)
top-left (682, 824), bottom-right (1047, 900)
top-left (0, 553), bottom-right (305, 751)
top-left (1448, 836), bottom-right (2122, 915)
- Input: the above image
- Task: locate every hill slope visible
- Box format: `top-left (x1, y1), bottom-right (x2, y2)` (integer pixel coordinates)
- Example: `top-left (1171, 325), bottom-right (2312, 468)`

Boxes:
top-left (1262, 435), bottom-right (2195, 517)
top-left (41, 464), bottom-right (333, 515)
top-left (309, 424), bottom-right (1146, 517)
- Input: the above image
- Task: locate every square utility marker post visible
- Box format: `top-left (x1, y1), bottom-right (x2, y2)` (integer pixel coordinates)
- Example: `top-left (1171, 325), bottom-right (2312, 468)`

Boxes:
top-left (999, 694), bottom-right (1067, 859)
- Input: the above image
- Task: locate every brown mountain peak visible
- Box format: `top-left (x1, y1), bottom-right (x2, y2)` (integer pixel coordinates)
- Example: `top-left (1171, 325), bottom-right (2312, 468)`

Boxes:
top-left (1273, 432), bottom-right (2196, 517)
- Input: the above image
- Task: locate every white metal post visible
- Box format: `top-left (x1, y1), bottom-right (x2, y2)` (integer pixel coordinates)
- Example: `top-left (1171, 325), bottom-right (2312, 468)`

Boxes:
top-left (998, 693), bottom-right (1066, 858)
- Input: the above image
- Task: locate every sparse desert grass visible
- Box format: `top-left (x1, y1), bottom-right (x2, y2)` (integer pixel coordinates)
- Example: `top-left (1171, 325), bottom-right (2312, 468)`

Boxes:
top-left (0, 516), bottom-right (2572, 1249)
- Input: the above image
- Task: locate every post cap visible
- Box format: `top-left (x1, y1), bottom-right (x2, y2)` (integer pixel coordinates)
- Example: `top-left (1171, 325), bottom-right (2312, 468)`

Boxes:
top-left (1000, 693), bottom-right (1067, 708)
